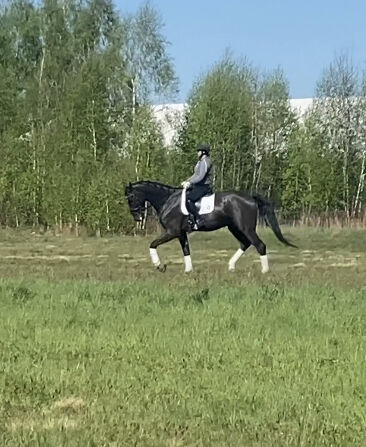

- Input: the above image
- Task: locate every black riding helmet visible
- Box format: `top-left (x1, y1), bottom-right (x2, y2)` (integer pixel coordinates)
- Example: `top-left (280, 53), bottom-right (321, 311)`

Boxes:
top-left (197, 143), bottom-right (210, 156)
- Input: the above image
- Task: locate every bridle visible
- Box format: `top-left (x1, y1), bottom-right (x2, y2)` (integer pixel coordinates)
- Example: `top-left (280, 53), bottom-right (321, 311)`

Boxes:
top-left (127, 192), bottom-right (147, 216)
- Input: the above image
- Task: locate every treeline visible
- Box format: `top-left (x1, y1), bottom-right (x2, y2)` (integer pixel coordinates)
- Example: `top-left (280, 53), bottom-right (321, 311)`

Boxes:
top-left (0, 0), bottom-right (177, 234)
top-left (1, 1), bottom-right (365, 234)
top-left (172, 53), bottom-right (366, 226)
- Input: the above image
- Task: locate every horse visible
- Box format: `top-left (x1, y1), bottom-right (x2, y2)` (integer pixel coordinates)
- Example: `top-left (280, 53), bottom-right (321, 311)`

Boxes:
top-left (125, 181), bottom-right (296, 273)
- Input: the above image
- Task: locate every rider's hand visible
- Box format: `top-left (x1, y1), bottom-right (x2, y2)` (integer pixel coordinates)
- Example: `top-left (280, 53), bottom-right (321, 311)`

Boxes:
top-left (181, 181), bottom-right (190, 189)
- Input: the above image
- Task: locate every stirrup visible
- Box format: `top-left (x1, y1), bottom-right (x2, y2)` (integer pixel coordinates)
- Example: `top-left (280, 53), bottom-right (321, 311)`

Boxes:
top-left (189, 220), bottom-right (198, 231)
top-left (187, 216), bottom-right (198, 231)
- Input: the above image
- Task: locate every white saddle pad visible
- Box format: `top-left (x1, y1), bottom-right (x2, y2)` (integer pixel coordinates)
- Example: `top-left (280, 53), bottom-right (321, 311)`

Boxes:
top-left (180, 188), bottom-right (215, 215)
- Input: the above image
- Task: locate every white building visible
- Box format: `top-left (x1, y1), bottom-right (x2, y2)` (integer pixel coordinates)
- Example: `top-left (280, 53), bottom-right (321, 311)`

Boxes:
top-left (153, 99), bottom-right (313, 147)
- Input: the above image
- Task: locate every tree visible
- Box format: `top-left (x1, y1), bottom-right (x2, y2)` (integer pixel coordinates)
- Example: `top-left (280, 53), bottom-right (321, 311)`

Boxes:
top-left (314, 53), bottom-right (363, 218)
top-left (251, 68), bottom-right (296, 198)
top-left (122, 2), bottom-right (178, 182)
top-left (0, 0), bottom-right (175, 233)
top-left (174, 53), bottom-right (254, 191)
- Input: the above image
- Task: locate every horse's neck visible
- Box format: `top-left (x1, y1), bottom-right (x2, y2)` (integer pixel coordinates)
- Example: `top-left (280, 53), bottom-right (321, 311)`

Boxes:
top-left (137, 183), bottom-right (175, 213)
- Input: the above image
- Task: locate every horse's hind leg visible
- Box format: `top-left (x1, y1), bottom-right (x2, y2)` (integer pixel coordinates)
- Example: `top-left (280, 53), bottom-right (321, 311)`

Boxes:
top-left (228, 225), bottom-right (251, 272)
top-left (244, 228), bottom-right (269, 273)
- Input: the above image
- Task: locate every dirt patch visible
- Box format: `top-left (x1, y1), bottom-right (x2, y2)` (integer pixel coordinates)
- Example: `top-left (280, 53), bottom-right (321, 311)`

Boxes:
top-left (52, 397), bottom-right (86, 411)
top-left (6, 397), bottom-right (86, 432)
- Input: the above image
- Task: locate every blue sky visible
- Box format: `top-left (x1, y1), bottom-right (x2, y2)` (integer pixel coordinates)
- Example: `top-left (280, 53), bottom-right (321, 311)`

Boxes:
top-left (118, 0), bottom-right (366, 102)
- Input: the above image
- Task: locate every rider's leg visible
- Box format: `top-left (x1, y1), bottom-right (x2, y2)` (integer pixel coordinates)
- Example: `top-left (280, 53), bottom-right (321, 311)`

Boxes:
top-left (186, 198), bottom-right (200, 229)
top-left (186, 185), bottom-right (209, 230)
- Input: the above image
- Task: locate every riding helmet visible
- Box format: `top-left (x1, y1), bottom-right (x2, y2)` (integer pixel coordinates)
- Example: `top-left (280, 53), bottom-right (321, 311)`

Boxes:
top-left (197, 143), bottom-right (210, 156)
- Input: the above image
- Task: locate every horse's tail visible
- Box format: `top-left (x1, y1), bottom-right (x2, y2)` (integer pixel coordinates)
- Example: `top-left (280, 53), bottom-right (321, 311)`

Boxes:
top-left (252, 194), bottom-right (297, 248)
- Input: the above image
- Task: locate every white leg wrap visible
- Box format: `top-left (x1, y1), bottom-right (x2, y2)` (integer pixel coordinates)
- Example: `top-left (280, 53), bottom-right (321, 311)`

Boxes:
top-left (149, 248), bottom-right (160, 267)
top-left (184, 255), bottom-right (193, 273)
top-left (260, 254), bottom-right (269, 273)
top-left (228, 248), bottom-right (244, 271)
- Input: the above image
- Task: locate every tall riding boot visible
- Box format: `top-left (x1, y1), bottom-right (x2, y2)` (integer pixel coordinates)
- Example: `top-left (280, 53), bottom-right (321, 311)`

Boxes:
top-left (186, 200), bottom-right (201, 230)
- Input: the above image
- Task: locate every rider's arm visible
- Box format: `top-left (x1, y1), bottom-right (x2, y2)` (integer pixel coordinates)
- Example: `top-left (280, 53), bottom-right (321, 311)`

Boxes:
top-left (188, 158), bottom-right (208, 184)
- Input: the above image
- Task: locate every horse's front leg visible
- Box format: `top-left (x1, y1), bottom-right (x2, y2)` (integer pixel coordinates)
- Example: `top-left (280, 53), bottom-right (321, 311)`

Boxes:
top-left (149, 232), bottom-right (176, 272)
top-left (179, 232), bottom-right (193, 273)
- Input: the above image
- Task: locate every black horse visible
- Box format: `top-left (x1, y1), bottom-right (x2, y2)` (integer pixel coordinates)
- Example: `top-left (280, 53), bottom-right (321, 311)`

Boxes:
top-left (125, 181), bottom-right (295, 273)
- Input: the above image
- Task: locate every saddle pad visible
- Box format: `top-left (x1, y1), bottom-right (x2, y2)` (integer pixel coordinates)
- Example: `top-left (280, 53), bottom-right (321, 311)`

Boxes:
top-left (180, 188), bottom-right (215, 215)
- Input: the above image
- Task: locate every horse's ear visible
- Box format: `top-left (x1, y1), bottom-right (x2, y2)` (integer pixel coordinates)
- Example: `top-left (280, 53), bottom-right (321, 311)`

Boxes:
top-left (129, 182), bottom-right (132, 187)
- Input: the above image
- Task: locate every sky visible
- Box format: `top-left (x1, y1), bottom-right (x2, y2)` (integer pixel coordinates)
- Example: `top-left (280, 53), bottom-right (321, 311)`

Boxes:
top-left (117, 0), bottom-right (366, 103)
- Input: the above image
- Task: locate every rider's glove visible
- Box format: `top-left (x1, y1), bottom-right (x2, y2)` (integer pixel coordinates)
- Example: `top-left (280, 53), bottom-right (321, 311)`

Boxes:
top-left (181, 181), bottom-right (190, 189)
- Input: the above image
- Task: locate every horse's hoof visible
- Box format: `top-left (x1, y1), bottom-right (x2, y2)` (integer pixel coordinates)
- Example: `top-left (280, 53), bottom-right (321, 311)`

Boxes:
top-left (157, 264), bottom-right (167, 273)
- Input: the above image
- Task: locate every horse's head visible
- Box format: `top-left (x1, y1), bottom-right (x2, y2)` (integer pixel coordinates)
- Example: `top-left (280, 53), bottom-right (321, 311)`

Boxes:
top-left (125, 183), bottom-right (145, 222)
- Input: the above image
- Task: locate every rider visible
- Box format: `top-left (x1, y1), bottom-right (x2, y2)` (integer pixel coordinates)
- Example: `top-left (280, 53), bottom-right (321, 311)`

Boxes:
top-left (181, 143), bottom-right (213, 230)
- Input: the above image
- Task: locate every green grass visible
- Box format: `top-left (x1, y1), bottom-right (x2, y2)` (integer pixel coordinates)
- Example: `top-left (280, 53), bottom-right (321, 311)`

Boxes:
top-left (0, 227), bottom-right (365, 446)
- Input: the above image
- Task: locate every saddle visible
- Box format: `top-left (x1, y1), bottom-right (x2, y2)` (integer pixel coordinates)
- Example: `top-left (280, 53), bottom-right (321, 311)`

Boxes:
top-left (180, 189), bottom-right (215, 215)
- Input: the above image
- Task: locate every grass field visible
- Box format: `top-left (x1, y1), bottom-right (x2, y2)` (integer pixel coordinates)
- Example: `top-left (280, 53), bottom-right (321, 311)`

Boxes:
top-left (1, 227), bottom-right (365, 446)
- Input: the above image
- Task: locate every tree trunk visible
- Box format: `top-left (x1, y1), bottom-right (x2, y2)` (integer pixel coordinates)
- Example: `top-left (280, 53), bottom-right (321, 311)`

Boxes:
top-left (251, 105), bottom-right (259, 192)
top-left (75, 213), bottom-right (79, 237)
top-left (220, 149), bottom-right (226, 191)
top-left (255, 161), bottom-right (262, 191)
top-left (91, 99), bottom-right (97, 161)
top-left (31, 122), bottom-right (39, 227)
top-left (342, 140), bottom-right (350, 218)
top-left (131, 77), bottom-right (140, 180)
top-left (354, 152), bottom-right (365, 216)
top-left (106, 199), bottom-right (110, 231)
